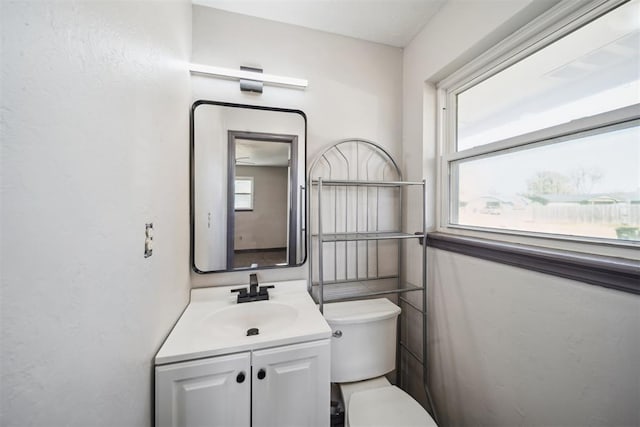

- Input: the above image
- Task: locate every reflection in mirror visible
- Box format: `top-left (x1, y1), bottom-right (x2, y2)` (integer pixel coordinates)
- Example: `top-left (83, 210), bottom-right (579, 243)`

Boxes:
top-left (229, 134), bottom-right (296, 269)
top-left (192, 101), bottom-right (306, 273)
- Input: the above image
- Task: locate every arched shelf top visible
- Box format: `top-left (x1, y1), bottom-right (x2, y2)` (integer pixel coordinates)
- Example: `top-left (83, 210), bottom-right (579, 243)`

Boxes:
top-left (308, 139), bottom-right (402, 183)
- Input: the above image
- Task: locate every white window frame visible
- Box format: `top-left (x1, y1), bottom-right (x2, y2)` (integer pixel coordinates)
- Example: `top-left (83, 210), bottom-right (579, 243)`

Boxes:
top-left (234, 176), bottom-right (254, 211)
top-left (436, 0), bottom-right (640, 255)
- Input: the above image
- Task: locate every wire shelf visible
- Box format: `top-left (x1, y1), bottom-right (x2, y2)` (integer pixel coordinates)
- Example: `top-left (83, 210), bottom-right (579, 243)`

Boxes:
top-left (316, 231), bottom-right (422, 242)
top-left (307, 138), bottom-right (435, 421)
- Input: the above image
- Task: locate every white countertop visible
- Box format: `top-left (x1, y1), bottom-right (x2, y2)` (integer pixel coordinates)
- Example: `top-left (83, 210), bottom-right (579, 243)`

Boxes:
top-left (155, 280), bottom-right (331, 365)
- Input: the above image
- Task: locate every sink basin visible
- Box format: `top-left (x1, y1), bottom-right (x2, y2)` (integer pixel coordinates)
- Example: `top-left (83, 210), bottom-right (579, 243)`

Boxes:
top-left (155, 280), bottom-right (332, 364)
top-left (205, 301), bottom-right (299, 338)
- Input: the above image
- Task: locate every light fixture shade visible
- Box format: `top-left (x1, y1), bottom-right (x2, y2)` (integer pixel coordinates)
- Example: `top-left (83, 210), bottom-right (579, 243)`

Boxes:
top-left (189, 63), bottom-right (308, 90)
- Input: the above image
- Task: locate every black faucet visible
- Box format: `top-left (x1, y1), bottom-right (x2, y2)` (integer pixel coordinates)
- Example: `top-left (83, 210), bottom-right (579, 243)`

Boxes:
top-left (231, 274), bottom-right (275, 303)
top-left (249, 273), bottom-right (259, 297)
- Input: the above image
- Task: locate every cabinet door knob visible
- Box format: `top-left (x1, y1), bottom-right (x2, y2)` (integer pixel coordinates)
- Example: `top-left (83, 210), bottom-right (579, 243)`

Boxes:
top-left (236, 372), bottom-right (246, 383)
top-left (257, 369), bottom-right (266, 380)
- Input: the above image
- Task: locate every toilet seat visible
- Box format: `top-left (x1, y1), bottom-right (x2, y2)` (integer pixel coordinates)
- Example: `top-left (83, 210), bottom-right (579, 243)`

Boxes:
top-left (348, 386), bottom-right (437, 427)
top-left (339, 376), bottom-right (392, 408)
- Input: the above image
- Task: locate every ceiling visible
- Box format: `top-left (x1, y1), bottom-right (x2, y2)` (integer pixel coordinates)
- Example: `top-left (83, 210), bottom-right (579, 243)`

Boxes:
top-left (193, 0), bottom-right (446, 47)
top-left (236, 139), bottom-right (290, 167)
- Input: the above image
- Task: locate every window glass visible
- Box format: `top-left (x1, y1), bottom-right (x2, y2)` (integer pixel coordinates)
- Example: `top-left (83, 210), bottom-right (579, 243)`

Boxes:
top-left (457, 0), bottom-right (640, 151)
top-left (234, 177), bottom-right (253, 210)
top-left (452, 123), bottom-right (640, 241)
top-left (235, 179), bottom-right (252, 194)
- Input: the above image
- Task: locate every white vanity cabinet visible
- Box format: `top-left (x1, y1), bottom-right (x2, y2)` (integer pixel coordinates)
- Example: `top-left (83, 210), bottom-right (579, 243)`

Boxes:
top-left (155, 339), bottom-right (330, 427)
top-left (252, 339), bottom-right (330, 427)
top-left (155, 352), bottom-right (251, 427)
top-left (154, 281), bottom-right (332, 427)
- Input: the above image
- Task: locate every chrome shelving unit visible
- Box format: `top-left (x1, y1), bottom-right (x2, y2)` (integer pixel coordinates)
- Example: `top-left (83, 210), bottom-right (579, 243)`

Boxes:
top-left (312, 177), bottom-right (426, 312)
top-left (307, 139), bottom-right (426, 308)
top-left (307, 139), bottom-right (436, 422)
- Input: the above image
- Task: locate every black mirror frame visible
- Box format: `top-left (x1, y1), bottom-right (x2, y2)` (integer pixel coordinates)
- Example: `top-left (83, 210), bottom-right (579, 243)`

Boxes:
top-left (190, 100), bottom-right (308, 274)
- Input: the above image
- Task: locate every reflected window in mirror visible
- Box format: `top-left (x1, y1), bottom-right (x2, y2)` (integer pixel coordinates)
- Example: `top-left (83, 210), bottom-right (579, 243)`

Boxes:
top-left (234, 177), bottom-right (254, 211)
top-left (191, 101), bottom-right (306, 273)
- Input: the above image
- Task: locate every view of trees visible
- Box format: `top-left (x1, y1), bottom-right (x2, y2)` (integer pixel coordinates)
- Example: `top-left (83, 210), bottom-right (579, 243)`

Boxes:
top-left (526, 167), bottom-right (603, 195)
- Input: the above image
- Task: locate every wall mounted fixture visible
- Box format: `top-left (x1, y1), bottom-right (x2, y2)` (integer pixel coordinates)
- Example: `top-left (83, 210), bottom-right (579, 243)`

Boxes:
top-left (189, 63), bottom-right (308, 90)
top-left (144, 223), bottom-right (153, 258)
top-left (239, 66), bottom-right (264, 93)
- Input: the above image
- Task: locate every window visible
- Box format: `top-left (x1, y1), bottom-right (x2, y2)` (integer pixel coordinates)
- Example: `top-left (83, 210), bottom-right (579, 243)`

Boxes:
top-left (234, 177), bottom-right (253, 211)
top-left (440, 0), bottom-right (640, 245)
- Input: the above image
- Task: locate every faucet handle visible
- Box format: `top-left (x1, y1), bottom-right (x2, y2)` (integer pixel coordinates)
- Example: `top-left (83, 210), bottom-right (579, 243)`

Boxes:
top-left (249, 273), bottom-right (258, 286)
top-left (231, 287), bottom-right (248, 296)
top-left (258, 285), bottom-right (274, 296)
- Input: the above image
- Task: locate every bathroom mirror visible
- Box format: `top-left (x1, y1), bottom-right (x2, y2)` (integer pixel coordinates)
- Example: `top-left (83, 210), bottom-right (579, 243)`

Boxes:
top-left (191, 101), bottom-right (306, 273)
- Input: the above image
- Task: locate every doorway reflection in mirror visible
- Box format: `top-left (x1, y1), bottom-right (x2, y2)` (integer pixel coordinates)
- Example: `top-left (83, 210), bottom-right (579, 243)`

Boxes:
top-left (231, 137), bottom-right (293, 269)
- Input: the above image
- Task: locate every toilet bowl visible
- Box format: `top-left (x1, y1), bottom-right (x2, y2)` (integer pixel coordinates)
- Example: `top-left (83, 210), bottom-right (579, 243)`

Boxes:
top-left (323, 299), bottom-right (437, 426)
top-left (340, 377), bottom-right (437, 427)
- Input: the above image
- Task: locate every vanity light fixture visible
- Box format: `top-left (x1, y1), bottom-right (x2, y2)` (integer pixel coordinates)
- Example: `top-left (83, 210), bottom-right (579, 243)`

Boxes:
top-left (189, 63), bottom-right (308, 90)
top-left (239, 66), bottom-right (264, 93)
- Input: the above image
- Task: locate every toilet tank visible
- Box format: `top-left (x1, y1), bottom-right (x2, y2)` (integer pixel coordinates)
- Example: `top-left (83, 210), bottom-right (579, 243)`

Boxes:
top-left (323, 298), bottom-right (401, 383)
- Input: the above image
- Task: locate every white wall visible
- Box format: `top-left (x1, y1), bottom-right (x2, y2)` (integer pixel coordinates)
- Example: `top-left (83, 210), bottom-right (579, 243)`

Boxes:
top-left (0, 2), bottom-right (192, 426)
top-left (428, 250), bottom-right (640, 426)
top-left (401, 1), bottom-right (640, 425)
top-left (190, 6), bottom-right (403, 286)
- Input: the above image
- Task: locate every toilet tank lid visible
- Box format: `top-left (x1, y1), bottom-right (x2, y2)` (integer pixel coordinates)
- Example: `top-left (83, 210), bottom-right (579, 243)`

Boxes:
top-left (323, 298), bottom-right (401, 325)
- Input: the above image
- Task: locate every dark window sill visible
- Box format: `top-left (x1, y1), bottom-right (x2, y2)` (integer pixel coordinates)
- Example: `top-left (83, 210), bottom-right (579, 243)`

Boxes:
top-left (426, 232), bottom-right (640, 295)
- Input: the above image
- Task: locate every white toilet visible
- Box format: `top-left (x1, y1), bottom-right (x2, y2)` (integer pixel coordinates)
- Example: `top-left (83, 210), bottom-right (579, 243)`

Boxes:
top-left (323, 298), bottom-right (437, 427)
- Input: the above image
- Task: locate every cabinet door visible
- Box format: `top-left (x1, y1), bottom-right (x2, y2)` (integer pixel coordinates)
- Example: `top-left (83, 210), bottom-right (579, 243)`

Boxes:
top-left (252, 339), bottom-right (330, 427)
top-left (155, 352), bottom-right (251, 427)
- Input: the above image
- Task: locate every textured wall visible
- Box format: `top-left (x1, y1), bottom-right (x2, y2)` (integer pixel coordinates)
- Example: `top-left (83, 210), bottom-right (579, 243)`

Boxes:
top-left (427, 249), bottom-right (640, 426)
top-left (1, 2), bottom-right (192, 425)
